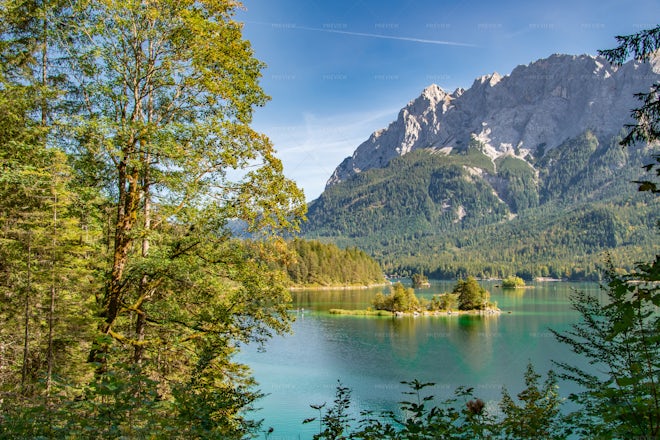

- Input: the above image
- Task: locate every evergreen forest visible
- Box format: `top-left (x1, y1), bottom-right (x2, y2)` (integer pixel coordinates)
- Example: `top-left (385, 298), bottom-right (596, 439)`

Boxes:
top-left (304, 131), bottom-right (659, 281)
top-left (283, 239), bottom-right (385, 287)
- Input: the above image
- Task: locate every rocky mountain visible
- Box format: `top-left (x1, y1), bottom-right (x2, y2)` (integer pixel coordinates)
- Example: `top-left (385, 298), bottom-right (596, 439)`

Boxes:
top-left (304, 54), bottom-right (660, 281)
top-left (327, 54), bottom-right (660, 187)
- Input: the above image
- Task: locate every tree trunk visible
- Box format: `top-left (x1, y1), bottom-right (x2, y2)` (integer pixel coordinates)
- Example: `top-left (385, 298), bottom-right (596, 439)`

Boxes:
top-left (46, 191), bottom-right (57, 394)
top-left (134, 168), bottom-right (150, 365)
top-left (90, 160), bottom-right (140, 365)
top-left (106, 167), bottom-right (140, 328)
top-left (21, 233), bottom-right (31, 393)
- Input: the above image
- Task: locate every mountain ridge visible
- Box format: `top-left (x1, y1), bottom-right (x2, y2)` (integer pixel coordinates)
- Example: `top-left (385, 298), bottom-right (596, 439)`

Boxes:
top-left (326, 53), bottom-right (660, 188)
top-left (304, 53), bottom-right (660, 280)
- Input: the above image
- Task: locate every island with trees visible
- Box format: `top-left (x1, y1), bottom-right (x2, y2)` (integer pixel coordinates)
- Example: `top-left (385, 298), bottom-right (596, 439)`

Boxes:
top-left (411, 272), bottom-right (431, 288)
top-left (330, 277), bottom-right (500, 316)
top-left (501, 276), bottom-right (532, 289)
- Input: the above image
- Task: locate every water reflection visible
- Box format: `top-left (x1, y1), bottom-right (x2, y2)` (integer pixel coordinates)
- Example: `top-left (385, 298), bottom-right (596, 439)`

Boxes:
top-left (455, 315), bottom-right (498, 373)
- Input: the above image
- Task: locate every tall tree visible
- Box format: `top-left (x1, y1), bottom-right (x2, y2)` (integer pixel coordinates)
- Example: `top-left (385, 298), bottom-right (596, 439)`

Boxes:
top-left (1, 0), bottom-right (305, 435)
top-left (62, 0), bottom-right (305, 364)
top-left (552, 260), bottom-right (660, 438)
top-left (0, 0), bottom-right (96, 399)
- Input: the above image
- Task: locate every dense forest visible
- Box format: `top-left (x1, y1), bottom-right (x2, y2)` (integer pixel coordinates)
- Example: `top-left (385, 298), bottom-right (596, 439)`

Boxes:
top-left (304, 131), bottom-right (658, 280)
top-left (283, 239), bottom-right (385, 287)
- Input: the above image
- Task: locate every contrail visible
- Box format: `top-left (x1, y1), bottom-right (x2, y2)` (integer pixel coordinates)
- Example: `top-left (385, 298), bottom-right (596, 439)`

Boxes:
top-left (296, 26), bottom-right (476, 47)
top-left (248, 22), bottom-right (476, 47)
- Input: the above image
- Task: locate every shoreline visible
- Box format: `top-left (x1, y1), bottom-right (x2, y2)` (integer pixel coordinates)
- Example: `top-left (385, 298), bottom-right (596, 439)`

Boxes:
top-left (289, 282), bottom-right (391, 291)
top-left (328, 307), bottom-right (503, 317)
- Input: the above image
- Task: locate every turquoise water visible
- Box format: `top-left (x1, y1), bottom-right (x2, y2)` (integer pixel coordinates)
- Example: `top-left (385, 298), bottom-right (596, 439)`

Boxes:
top-left (237, 280), bottom-right (599, 439)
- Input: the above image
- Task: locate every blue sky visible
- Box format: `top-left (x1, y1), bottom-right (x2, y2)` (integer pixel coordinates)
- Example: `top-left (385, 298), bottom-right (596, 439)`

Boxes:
top-left (237, 1), bottom-right (660, 201)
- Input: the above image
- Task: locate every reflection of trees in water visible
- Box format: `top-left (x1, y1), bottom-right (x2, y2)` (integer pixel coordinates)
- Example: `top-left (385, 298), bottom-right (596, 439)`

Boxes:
top-left (501, 287), bottom-right (526, 310)
top-left (454, 314), bottom-right (500, 373)
top-left (370, 314), bottom-right (502, 362)
top-left (292, 287), bottom-right (385, 310)
top-left (373, 317), bottom-right (420, 359)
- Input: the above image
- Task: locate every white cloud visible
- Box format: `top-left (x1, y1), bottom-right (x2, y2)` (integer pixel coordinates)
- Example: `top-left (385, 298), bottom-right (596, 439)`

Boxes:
top-left (258, 108), bottom-right (399, 201)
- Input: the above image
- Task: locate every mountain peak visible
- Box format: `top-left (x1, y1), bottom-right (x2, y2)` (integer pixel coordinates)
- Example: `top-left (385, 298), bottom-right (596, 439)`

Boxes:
top-left (473, 72), bottom-right (502, 88)
top-left (325, 53), bottom-right (660, 188)
top-left (421, 83), bottom-right (447, 102)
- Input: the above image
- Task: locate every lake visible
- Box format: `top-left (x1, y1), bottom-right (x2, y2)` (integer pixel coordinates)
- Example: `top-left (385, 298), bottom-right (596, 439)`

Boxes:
top-left (236, 280), bottom-right (601, 439)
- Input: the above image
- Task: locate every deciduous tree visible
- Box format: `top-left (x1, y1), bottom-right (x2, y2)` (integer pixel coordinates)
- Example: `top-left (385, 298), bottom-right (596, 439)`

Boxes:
top-left (0, 0), bottom-right (306, 435)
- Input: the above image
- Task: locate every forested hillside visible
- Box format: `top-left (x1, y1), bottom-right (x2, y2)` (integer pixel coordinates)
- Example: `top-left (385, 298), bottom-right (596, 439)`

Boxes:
top-left (284, 239), bottom-right (385, 286)
top-left (304, 131), bottom-right (659, 280)
top-left (306, 50), bottom-right (660, 281)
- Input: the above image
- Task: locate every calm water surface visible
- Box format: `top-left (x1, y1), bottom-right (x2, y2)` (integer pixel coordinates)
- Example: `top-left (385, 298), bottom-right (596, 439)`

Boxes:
top-left (236, 280), bottom-right (600, 439)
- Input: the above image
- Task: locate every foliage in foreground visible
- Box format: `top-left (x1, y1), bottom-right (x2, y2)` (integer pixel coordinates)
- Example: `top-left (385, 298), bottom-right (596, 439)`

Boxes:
top-left (0, 357), bottom-right (264, 439)
top-left (304, 365), bottom-right (566, 440)
top-left (0, 0), bottom-right (305, 437)
top-left (551, 258), bottom-right (660, 439)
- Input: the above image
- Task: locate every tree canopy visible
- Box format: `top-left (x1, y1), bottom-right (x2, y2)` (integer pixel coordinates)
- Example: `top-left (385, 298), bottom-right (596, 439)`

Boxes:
top-left (372, 282), bottom-right (421, 313)
top-left (0, 1), bottom-right (306, 436)
top-left (454, 276), bottom-right (491, 310)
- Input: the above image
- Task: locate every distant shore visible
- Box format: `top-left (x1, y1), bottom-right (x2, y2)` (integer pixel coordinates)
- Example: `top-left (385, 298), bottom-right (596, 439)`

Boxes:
top-left (328, 307), bottom-right (502, 317)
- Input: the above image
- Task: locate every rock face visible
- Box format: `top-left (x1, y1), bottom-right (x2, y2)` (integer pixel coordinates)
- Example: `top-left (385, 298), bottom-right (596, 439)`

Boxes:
top-left (326, 54), bottom-right (660, 187)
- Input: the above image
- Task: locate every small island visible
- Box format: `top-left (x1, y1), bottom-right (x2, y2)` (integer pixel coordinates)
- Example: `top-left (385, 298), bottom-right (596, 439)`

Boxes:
top-left (501, 276), bottom-right (534, 289)
top-left (330, 277), bottom-right (501, 316)
top-left (411, 272), bottom-right (431, 288)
